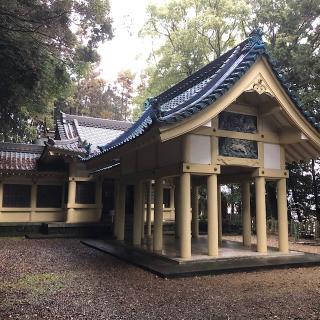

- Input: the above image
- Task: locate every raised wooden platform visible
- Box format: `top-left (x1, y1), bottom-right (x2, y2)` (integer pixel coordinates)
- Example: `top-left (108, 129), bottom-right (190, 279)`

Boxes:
top-left (81, 238), bottom-right (320, 278)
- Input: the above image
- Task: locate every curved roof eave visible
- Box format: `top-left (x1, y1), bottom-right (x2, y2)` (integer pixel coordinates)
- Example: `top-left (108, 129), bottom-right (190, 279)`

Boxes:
top-left (83, 29), bottom-right (320, 162)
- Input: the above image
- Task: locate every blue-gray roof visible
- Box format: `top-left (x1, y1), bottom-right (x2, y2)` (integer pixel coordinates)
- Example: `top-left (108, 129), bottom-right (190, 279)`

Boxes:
top-left (86, 30), bottom-right (320, 160)
top-left (55, 112), bottom-right (132, 155)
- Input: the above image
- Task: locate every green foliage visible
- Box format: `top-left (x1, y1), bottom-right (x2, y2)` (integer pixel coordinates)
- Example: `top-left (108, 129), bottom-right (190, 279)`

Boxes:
top-left (60, 68), bottom-right (134, 121)
top-left (245, 0), bottom-right (320, 116)
top-left (133, 0), bottom-right (320, 221)
top-left (0, 0), bottom-right (113, 142)
top-left (244, 0), bottom-right (320, 220)
top-left (133, 0), bottom-right (250, 116)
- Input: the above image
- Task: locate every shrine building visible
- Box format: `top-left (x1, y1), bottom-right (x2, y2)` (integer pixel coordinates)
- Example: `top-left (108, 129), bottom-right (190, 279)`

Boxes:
top-left (1, 30), bottom-right (320, 260)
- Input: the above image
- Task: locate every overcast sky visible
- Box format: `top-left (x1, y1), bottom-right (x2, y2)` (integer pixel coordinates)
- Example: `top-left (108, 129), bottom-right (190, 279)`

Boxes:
top-left (97, 0), bottom-right (164, 83)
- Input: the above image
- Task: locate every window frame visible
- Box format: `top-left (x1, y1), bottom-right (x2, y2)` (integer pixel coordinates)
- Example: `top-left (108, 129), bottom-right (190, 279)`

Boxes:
top-left (2, 184), bottom-right (32, 208)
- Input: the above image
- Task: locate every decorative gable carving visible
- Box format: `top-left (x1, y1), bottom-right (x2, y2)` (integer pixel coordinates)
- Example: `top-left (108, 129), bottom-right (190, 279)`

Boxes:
top-left (246, 74), bottom-right (274, 97)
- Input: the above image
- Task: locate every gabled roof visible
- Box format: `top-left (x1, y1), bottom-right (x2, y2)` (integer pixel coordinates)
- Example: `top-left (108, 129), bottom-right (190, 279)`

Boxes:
top-left (55, 112), bottom-right (133, 155)
top-left (0, 143), bottom-right (44, 171)
top-left (44, 137), bottom-right (87, 156)
top-left (89, 30), bottom-right (319, 160)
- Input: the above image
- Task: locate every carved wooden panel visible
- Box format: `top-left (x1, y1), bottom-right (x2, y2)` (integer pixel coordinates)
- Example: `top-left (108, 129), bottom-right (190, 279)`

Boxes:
top-left (219, 137), bottom-right (258, 159)
top-left (219, 111), bottom-right (257, 133)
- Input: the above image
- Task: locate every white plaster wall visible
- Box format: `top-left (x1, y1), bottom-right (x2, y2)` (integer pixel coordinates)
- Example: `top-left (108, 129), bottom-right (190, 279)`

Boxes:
top-left (264, 143), bottom-right (281, 169)
top-left (188, 134), bottom-right (211, 164)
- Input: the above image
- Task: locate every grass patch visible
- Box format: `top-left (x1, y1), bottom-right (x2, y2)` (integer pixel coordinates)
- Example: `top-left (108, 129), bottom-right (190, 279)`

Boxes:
top-left (0, 236), bottom-right (25, 240)
top-left (0, 271), bottom-right (76, 309)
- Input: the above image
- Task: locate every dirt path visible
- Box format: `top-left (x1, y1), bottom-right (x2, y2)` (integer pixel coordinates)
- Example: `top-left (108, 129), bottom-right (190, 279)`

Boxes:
top-left (0, 237), bottom-right (319, 320)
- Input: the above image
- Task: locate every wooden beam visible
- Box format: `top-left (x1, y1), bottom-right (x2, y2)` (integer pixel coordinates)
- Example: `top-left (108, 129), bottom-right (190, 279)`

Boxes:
top-left (183, 163), bottom-right (221, 175)
top-left (193, 127), bottom-right (280, 144)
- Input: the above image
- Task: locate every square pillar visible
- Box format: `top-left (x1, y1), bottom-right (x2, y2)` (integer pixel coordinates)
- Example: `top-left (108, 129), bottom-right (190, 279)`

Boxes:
top-left (277, 178), bottom-right (289, 252)
top-left (242, 181), bottom-right (251, 247)
top-left (191, 186), bottom-right (199, 239)
top-left (255, 176), bottom-right (267, 253)
top-left (207, 174), bottom-right (219, 256)
top-left (179, 172), bottom-right (191, 258)
top-left (146, 181), bottom-right (152, 238)
top-left (153, 178), bottom-right (164, 252)
top-left (133, 181), bottom-right (143, 246)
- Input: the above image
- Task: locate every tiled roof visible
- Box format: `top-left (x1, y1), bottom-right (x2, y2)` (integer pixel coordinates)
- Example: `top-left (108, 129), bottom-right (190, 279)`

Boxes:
top-left (56, 112), bottom-right (132, 153)
top-left (90, 30), bottom-right (319, 159)
top-left (45, 137), bottom-right (87, 156)
top-left (0, 143), bottom-right (44, 171)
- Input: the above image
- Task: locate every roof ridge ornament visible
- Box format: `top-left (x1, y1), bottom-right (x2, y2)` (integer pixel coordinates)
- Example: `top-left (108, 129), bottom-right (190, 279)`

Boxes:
top-left (144, 97), bottom-right (161, 119)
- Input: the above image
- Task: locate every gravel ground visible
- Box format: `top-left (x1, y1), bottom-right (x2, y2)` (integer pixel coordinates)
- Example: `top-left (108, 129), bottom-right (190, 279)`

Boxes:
top-left (0, 236), bottom-right (319, 320)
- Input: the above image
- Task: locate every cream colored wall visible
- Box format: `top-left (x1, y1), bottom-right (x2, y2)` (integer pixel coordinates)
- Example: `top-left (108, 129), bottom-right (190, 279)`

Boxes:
top-left (0, 175), bottom-right (67, 223)
top-left (66, 162), bottom-right (103, 224)
top-left (66, 208), bottom-right (101, 223)
top-left (185, 102), bottom-right (289, 176)
top-left (0, 160), bottom-right (103, 224)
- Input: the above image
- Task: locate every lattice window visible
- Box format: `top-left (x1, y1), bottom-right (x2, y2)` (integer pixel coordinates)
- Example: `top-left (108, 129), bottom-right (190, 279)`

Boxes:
top-left (3, 184), bottom-right (31, 207)
top-left (75, 181), bottom-right (96, 204)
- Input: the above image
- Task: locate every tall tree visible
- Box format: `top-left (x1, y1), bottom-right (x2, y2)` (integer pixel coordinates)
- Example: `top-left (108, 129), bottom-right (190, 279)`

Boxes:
top-left (60, 68), bottom-right (134, 121)
top-left (133, 0), bottom-right (250, 114)
top-left (245, 0), bottom-right (320, 115)
top-left (0, 0), bottom-right (113, 142)
top-left (245, 0), bottom-right (320, 221)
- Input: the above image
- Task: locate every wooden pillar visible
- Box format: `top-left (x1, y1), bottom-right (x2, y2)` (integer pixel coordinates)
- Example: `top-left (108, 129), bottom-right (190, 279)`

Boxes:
top-left (242, 181), bottom-right (251, 247)
top-left (133, 181), bottom-right (143, 246)
top-left (218, 184), bottom-right (222, 244)
top-left (146, 181), bottom-right (152, 238)
top-left (277, 178), bottom-right (289, 252)
top-left (66, 178), bottom-right (76, 223)
top-left (117, 181), bottom-right (126, 241)
top-left (174, 178), bottom-right (181, 239)
top-left (207, 174), bottom-right (219, 256)
top-left (170, 186), bottom-right (175, 219)
top-left (153, 178), bottom-right (164, 252)
top-left (66, 163), bottom-right (77, 223)
top-left (30, 181), bottom-right (37, 222)
top-left (179, 172), bottom-right (191, 258)
top-left (191, 186), bottom-right (199, 239)
top-left (255, 176), bottom-right (267, 253)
